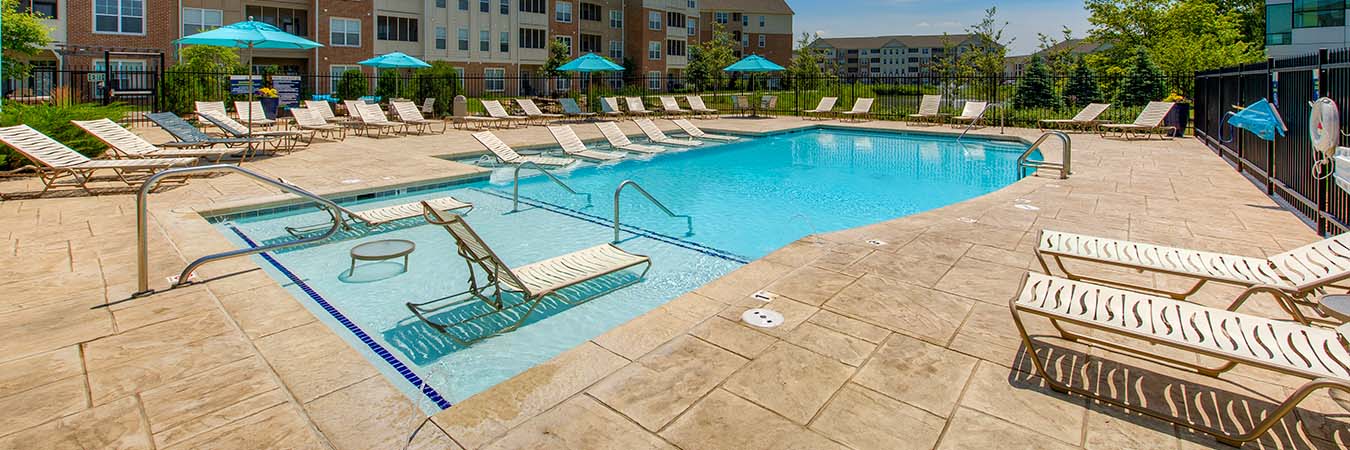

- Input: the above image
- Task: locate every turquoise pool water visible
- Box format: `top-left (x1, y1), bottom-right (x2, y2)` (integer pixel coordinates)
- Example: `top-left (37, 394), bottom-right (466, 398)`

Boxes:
top-left (211, 127), bottom-right (1036, 412)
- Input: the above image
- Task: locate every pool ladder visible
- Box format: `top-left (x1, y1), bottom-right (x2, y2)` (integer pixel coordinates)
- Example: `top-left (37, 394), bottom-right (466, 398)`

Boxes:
top-left (511, 162), bottom-right (591, 211)
top-left (613, 180), bottom-right (693, 242)
top-left (1018, 131), bottom-right (1072, 179)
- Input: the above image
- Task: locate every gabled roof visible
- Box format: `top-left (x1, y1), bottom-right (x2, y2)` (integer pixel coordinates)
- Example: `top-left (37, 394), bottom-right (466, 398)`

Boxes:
top-left (1005, 39), bottom-right (1112, 62)
top-left (808, 34), bottom-right (984, 50)
top-left (699, 0), bottom-right (794, 15)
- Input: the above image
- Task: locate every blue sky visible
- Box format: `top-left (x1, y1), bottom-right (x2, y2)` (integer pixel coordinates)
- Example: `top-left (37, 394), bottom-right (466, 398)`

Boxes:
top-left (792, 0), bottom-right (1093, 55)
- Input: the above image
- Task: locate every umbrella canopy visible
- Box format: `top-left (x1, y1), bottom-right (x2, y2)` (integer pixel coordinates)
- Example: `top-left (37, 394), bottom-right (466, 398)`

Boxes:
top-left (723, 54), bottom-right (785, 73)
top-left (359, 51), bottom-right (431, 69)
top-left (177, 19), bottom-right (323, 49)
top-left (558, 53), bottom-right (625, 73)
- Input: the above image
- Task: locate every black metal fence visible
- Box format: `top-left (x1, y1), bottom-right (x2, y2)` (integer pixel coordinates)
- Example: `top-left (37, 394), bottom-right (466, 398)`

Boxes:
top-left (1194, 48), bottom-right (1350, 235)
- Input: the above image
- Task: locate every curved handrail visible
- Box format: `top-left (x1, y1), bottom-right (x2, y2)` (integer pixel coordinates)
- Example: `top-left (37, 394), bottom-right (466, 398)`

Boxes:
top-left (613, 180), bottom-right (693, 242)
top-left (512, 162), bottom-right (591, 211)
top-left (1018, 131), bottom-right (1072, 180)
top-left (135, 164), bottom-right (345, 297)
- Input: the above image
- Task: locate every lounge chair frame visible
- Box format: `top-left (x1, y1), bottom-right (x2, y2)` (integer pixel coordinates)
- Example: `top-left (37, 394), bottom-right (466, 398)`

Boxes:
top-left (1039, 103), bottom-right (1110, 132)
top-left (658, 96), bottom-right (691, 117)
top-left (624, 97), bottom-right (654, 116)
top-left (840, 98), bottom-right (874, 122)
top-left (482, 100), bottom-right (528, 128)
top-left (391, 100), bottom-right (448, 134)
top-left (949, 101), bottom-right (988, 129)
top-left (547, 125), bottom-right (626, 162)
top-left (559, 98), bottom-right (597, 121)
top-left (516, 99), bottom-right (565, 125)
top-left (684, 95), bottom-right (718, 118)
top-left (73, 118), bottom-right (240, 164)
top-left (145, 112), bottom-right (271, 151)
top-left (471, 131), bottom-right (575, 167)
top-left (600, 97), bottom-right (626, 118)
top-left (0, 124), bottom-right (195, 195)
top-left (1100, 101), bottom-right (1176, 140)
top-left (199, 111), bottom-right (306, 151)
top-left (803, 97), bottom-right (837, 120)
top-left (288, 108), bottom-right (347, 141)
top-left (595, 121), bottom-right (666, 154)
top-left (906, 95), bottom-right (944, 125)
top-left (634, 119), bottom-right (701, 146)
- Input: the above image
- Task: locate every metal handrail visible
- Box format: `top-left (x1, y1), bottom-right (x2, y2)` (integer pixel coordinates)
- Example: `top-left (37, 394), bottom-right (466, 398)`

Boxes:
top-left (512, 162), bottom-right (591, 211)
top-left (135, 164), bottom-right (345, 297)
top-left (956, 103), bottom-right (994, 141)
top-left (1017, 131), bottom-right (1072, 179)
top-left (613, 180), bottom-right (693, 242)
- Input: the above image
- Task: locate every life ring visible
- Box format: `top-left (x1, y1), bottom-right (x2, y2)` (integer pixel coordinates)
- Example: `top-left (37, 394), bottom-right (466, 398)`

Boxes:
top-left (1310, 97), bottom-right (1340, 157)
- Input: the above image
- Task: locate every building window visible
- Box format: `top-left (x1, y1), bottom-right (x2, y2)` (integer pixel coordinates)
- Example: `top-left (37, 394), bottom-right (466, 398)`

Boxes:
top-left (500, 0), bottom-right (510, 14)
top-left (759, 15), bottom-right (765, 27)
top-left (580, 34), bottom-right (601, 53)
top-left (556, 36), bottom-right (573, 54)
top-left (741, 14), bottom-right (747, 26)
top-left (649, 11), bottom-right (662, 30)
top-left (687, 18), bottom-right (697, 36)
top-left (520, 0), bottom-right (545, 13)
top-left (556, 76), bottom-right (571, 92)
top-left (458, 28), bottom-right (470, 50)
top-left (758, 34), bottom-right (765, 48)
top-left (330, 18), bottom-right (360, 47)
top-left (667, 12), bottom-right (686, 29)
top-left (329, 65), bottom-right (360, 92)
top-left (501, 31), bottom-right (510, 52)
top-left (741, 34), bottom-right (748, 47)
top-left (183, 7), bottom-right (222, 35)
top-left (1266, 4), bottom-right (1292, 45)
top-left (519, 28), bottom-right (547, 49)
top-left (480, 0), bottom-right (490, 12)
top-left (485, 68), bottom-right (506, 92)
top-left (648, 41), bottom-right (661, 60)
top-left (609, 40), bottom-right (623, 59)
top-left (377, 16), bottom-right (418, 42)
top-left (459, 0), bottom-right (468, 10)
top-left (715, 12), bottom-right (728, 24)
top-left (556, 2), bottom-right (572, 22)
top-left (688, 0), bottom-right (696, 8)
top-left (666, 39), bottom-right (686, 56)
top-left (647, 71), bottom-right (661, 90)
top-left (481, 30), bottom-right (491, 51)
top-left (18, 0), bottom-right (58, 17)
top-left (436, 26), bottom-right (448, 49)
top-left (246, 6), bottom-right (307, 36)
top-left (580, 3), bottom-right (601, 21)
top-left (1294, 0), bottom-right (1345, 28)
top-left (94, 0), bottom-right (144, 34)
top-left (437, 0), bottom-right (446, 8)
top-left (610, 10), bottom-right (623, 28)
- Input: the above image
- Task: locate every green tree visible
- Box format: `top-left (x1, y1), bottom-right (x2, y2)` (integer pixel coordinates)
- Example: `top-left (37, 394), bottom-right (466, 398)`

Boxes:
top-left (1035, 27), bottom-right (1081, 76)
top-left (685, 23), bottom-right (736, 90)
top-left (1063, 56), bottom-right (1103, 107)
top-left (925, 34), bottom-right (972, 78)
top-left (962, 7), bottom-right (1013, 78)
top-left (160, 45), bottom-right (245, 114)
top-left (336, 69), bottom-right (369, 100)
top-left (375, 70), bottom-right (401, 100)
top-left (541, 39), bottom-right (571, 93)
top-left (788, 32), bottom-right (832, 90)
top-left (2, 0), bottom-right (55, 81)
top-left (1086, 0), bottom-right (1262, 84)
top-left (1012, 55), bottom-right (1062, 109)
top-left (1118, 47), bottom-right (1167, 106)
top-left (413, 61), bottom-right (462, 116)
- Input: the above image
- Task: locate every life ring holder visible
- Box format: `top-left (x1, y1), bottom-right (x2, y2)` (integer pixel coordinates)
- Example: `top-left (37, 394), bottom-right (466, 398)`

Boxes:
top-left (1310, 97), bottom-right (1341, 180)
top-left (1219, 111), bottom-right (1237, 144)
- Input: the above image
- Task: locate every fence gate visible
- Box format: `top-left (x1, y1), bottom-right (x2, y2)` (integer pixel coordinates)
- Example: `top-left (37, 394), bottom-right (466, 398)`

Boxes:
top-left (101, 51), bottom-right (165, 125)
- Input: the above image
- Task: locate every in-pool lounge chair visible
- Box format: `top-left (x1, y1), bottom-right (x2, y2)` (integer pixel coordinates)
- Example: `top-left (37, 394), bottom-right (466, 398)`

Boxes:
top-left (547, 125), bottom-right (626, 162)
top-left (839, 98), bottom-right (874, 122)
top-left (73, 118), bottom-right (241, 164)
top-left (1010, 272), bottom-right (1350, 446)
top-left (146, 112), bottom-right (271, 150)
top-left (391, 100), bottom-right (447, 134)
top-left (803, 97), bottom-right (837, 120)
top-left (1099, 101), bottom-right (1176, 140)
top-left (1035, 229), bottom-right (1350, 324)
top-left (1039, 103), bottom-right (1110, 132)
top-left (285, 195), bottom-right (472, 237)
top-left (344, 100), bottom-right (404, 137)
top-left (289, 108), bottom-right (347, 141)
top-left (672, 119), bottom-right (738, 141)
top-left (516, 99), bottom-right (564, 125)
top-left (595, 121), bottom-right (666, 154)
top-left (408, 203), bottom-right (652, 346)
top-left (471, 131), bottom-right (575, 167)
top-left (233, 101), bottom-right (277, 128)
top-left (600, 97), bottom-right (626, 118)
top-left (634, 118), bottom-right (701, 147)
top-left (685, 95), bottom-right (718, 118)
top-left (906, 95), bottom-right (944, 125)
top-left (198, 111), bottom-right (307, 151)
top-left (624, 97), bottom-right (655, 116)
top-left (949, 101), bottom-right (988, 128)
top-left (481, 100), bottom-right (528, 128)
top-left (659, 96), bottom-right (691, 117)
top-left (559, 98), bottom-right (596, 121)
top-left (0, 124), bottom-right (196, 195)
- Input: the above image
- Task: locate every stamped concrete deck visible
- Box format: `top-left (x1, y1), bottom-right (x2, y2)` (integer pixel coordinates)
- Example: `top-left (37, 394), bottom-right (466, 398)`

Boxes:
top-left (0, 117), bottom-right (1341, 449)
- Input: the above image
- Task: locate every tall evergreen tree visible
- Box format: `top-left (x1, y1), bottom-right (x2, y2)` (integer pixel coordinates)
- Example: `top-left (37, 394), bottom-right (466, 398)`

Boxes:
top-left (1012, 55), bottom-right (1062, 109)
top-left (1118, 47), bottom-right (1166, 106)
top-left (1063, 56), bottom-right (1102, 107)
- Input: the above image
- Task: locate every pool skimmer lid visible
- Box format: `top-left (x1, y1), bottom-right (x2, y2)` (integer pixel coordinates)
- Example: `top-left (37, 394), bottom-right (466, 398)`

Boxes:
top-left (752, 290), bottom-right (779, 302)
top-left (742, 308), bottom-right (784, 328)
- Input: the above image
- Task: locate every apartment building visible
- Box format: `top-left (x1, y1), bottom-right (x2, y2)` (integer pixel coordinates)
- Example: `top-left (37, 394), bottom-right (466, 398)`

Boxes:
top-left (806, 34), bottom-right (989, 76)
top-left (697, 0), bottom-right (792, 67)
top-left (1003, 38), bottom-right (1110, 74)
top-left (1265, 0), bottom-right (1350, 58)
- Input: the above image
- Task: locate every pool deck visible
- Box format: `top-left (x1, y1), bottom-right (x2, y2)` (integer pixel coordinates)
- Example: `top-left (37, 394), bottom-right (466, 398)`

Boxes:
top-left (0, 117), bottom-right (1340, 449)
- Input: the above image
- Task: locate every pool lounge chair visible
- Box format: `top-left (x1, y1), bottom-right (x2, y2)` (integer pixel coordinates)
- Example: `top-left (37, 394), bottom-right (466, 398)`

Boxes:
top-left (685, 95), bottom-right (718, 118)
top-left (194, 101), bottom-right (229, 122)
top-left (600, 97), bottom-right (626, 118)
top-left (344, 100), bottom-right (404, 137)
top-left (516, 99), bottom-right (565, 125)
top-left (731, 95), bottom-right (753, 117)
top-left (659, 96), bottom-right (691, 117)
top-left (0, 124), bottom-right (196, 195)
top-left (233, 101), bottom-right (277, 128)
top-left (285, 195), bottom-right (473, 237)
top-left (1010, 272), bottom-right (1350, 446)
top-left (1100, 101), bottom-right (1176, 140)
top-left (949, 101), bottom-right (988, 128)
top-left (634, 119), bottom-right (701, 147)
top-left (420, 98), bottom-right (437, 117)
top-left (73, 118), bottom-right (241, 164)
top-left (672, 119), bottom-right (738, 141)
top-left (759, 96), bottom-right (778, 118)
top-left (803, 97), bottom-right (837, 120)
top-left (595, 121), bottom-right (666, 154)
top-left (199, 111), bottom-right (308, 151)
top-left (471, 131), bottom-right (575, 167)
top-left (289, 108), bottom-right (347, 141)
top-left (408, 203), bottom-right (652, 346)
top-left (906, 95), bottom-right (944, 125)
top-left (1039, 103), bottom-right (1110, 132)
top-left (839, 98), bottom-right (874, 122)
top-left (305, 100), bottom-right (355, 125)
top-left (624, 97), bottom-right (655, 116)
top-left (1034, 228), bottom-right (1350, 324)
top-left (559, 98), bottom-right (597, 121)
top-left (547, 125), bottom-right (626, 162)
top-left (146, 112), bottom-right (271, 150)
top-left (481, 100), bottom-right (528, 128)
top-left (391, 100), bottom-right (447, 134)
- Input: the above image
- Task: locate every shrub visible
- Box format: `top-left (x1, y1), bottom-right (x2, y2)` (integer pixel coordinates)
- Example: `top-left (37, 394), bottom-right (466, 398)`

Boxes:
top-left (0, 102), bottom-right (131, 169)
top-left (1012, 55), bottom-right (1062, 109)
top-left (412, 62), bottom-right (462, 116)
top-left (1119, 48), bottom-right (1167, 107)
top-left (1062, 56), bottom-right (1102, 107)
top-left (375, 69), bottom-right (403, 100)
top-left (336, 69), bottom-right (370, 100)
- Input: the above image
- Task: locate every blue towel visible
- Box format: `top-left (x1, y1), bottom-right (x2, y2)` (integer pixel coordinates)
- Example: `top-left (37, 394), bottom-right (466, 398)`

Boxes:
top-left (1227, 98), bottom-right (1286, 141)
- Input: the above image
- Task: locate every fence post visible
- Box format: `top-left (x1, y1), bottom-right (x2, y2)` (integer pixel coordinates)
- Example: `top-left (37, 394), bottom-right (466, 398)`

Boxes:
top-left (1265, 57), bottom-right (1275, 195)
top-left (1318, 48), bottom-right (1330, 235)
top-left (102, 52), bottom-right (112, 106)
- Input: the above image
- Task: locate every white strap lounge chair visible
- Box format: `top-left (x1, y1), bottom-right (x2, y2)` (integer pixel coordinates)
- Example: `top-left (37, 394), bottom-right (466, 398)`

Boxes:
top-left (671, 119), bottom-right (738, 141)
top-left (634, 119), bottom-right (700, 147)
top-left (305, 100), bottom-right (354, 125)
top-left (547, 125), bottom-right (626, 162)
top-left (803, 97), bottom-right (837, 120)
top-left (906, 95), bottom-right (943, 125)
top-left (685, 95), bottom-right (718, 117)
top-left (624, 97), bottom-right (654, 116)
top-left (1099, 101), bottom-right (1176, 140)
top-left (1035, 229), bottom-right (1350, 324)
top-left (0, 124), bottom-right (196, 195)
top-left (659, 96), bottom-right (691, 117)
top-left (482, 100), bottom-right (528, 127)
top-left (559, 98), bottom-right (596, 120)
top-left (471, 131), bottom-right (575, 167)
top-left (409, 204), bottom-right (652, 346)
top-left (73, 118), bottom-right (240, 164)
top-left (233, 101), bottom-right (277, 128)
top-left (949, 101), bottom-right (988, 128)
top-left (199, 111), bottom-right (308, 151)
top-left (516, 99), bottom-right (565, 125)
top-left (344, 100), bottom-right (404, 137)
top-left (600, 97), bottom-right (625, 117)
top-left (839, 98), bottom-right (874, 122)
top-left (1039, 103), bottom-right (1110, 131)
top-left (285, 195), bottom-right (472, 236)
top-left (1010, 272), bottom-right (1350, 446)
top-left (391, 100), bottom-right (447, 134)
top-left (289, 108), bottom-right (347, 141)
top-left (595, 121), bottom-right (666, 154)
top-left (195, 101), bottom-right (229, 122)
top-left (420, 98), bottom-right (437, 116)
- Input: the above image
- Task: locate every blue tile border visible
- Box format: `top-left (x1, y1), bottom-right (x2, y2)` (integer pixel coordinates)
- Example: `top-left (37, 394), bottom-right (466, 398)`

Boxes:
top-left (225, 225), bottom-right (454, 410)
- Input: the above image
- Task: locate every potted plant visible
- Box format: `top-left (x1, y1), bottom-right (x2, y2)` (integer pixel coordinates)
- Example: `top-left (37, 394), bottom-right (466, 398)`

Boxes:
top-left (257, 87), bottom-right (280, 120)
top-left (1163, 92), bottom-right (1190, 137)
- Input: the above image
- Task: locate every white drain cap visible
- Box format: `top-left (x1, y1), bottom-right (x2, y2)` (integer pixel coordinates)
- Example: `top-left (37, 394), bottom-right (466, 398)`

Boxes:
top-left (742, 308), bottom-right (784, 328)
top-left (1014, 204), bottom-right (1041, 211)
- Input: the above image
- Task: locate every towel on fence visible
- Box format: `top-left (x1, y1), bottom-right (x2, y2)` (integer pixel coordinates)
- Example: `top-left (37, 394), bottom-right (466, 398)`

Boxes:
top-left (1227, 98), bottom-right (1286, 141)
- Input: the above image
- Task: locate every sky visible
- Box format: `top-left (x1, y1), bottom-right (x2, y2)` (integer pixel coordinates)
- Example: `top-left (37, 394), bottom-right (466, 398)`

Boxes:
top-left (791, 0), bottom-right (1093, 55)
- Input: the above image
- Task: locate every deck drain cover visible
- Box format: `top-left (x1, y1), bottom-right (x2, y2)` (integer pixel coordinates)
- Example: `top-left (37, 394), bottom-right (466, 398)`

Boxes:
top-left (957, 217), bottom-right (978, 223)
top-left (1014, 198), bottom-right (1032, 204)
top-left (1014, 204), bottom-right (1041, 211)
top-left (752, 290), bottom-right (779, 302)
top-left (341, 178), bottom-right (363, 184)
top-left (866, 239), bottom-right (887, 246)
top-left (742, 308), bottom-right (784, 328)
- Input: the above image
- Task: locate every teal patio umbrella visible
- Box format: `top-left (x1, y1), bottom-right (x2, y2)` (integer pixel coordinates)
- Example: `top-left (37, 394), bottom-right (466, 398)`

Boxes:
top-left (724, 55), bottom-right (786, 117)
top-left (559, 53), bottom-right (625, 112)
top-left (177, 18), bottom-right (323, 130)
top-left (359, 52), bottom-right (431, 100)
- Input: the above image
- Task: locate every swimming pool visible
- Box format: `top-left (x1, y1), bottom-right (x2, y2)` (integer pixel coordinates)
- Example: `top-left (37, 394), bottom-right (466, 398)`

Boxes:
top-left (210, 126), bottom-right (1037, 412)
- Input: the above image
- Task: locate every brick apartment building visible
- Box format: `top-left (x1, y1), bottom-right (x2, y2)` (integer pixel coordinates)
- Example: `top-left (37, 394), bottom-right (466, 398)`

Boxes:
top-left (697, 0), bottom-right (792, 66)
top-left (806, 34), bottom-right (993, 76)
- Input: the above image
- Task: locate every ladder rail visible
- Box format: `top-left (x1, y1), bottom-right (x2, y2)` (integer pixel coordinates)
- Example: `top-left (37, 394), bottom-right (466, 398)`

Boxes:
top-left (136, 164), bottom-right (345, 297)
top-left (1018, 131), bottom-right (1072, 179)
top-left (512, 162), bottom-right (592, 211)
top-left (613, 180), bottom-right (693, 242)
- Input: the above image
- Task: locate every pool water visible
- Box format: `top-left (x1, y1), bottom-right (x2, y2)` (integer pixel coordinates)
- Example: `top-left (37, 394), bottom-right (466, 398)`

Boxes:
top-left (212, 127), bottom-right (1036, 412)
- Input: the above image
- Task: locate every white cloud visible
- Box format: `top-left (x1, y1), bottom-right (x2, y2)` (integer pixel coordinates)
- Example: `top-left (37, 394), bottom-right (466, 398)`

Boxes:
top-left (915, 21), bottom-right (931, 27)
